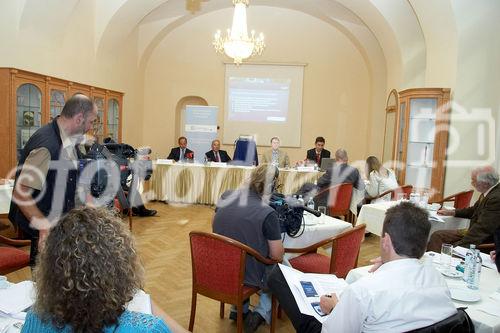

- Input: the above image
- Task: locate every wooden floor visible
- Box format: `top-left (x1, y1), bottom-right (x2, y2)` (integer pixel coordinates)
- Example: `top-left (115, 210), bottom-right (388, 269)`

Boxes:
top-left (3, 203), bottom-right (381, 332)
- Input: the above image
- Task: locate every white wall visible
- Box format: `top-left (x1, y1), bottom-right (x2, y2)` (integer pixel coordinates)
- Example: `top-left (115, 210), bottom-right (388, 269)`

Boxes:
top-left (0, 0), bottom-right (144, 147)
top-left (143, 6), bottom-right (374, 163)
top-left (443, 0), bottom-right (500, 196)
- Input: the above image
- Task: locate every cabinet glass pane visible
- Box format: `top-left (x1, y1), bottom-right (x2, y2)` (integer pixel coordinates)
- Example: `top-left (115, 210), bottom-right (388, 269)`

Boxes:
top-left (50, 90), bottom-right (65, 121)
top-left (405, 98), bottom-right (438, 189)
top-left (397, 102), bottom-right (406, 162)
top-left (107, 98), bottom-right (119, 142)
top-left (16, 84), bottom-right (42, 160)
top-left (93, 97), bottom-right (104, 142)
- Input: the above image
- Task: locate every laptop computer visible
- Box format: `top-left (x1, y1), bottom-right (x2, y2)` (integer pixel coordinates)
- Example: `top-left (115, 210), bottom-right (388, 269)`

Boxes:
top-left (320, 158), bottom-right (335, 171)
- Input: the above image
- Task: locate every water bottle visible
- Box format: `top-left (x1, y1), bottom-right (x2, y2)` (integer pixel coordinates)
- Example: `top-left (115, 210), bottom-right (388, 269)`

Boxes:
top-left (297, 195), bottom-right (305, 206)
top-left (421, 191), bottom-right (429, 208)
top-left (463, 244), bottom-right (476, 282)
top-left (307, 197), bottom-right (315, 210)
top-left (467, 249), bottom-right (482, 290)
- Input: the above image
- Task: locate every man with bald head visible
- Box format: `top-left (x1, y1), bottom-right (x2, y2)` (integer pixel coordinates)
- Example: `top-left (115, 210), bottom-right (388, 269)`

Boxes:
top-left (428, 166), bottom-right (500, 252)
top-left (9, 93), bottom-right (98, 266)
top-left (205, 139), bottom-right (231, 162)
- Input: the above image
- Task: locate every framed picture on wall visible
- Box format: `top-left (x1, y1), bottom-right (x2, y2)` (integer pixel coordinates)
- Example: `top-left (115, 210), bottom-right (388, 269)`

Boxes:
top-left (23, 111), bottom-right (35, 127)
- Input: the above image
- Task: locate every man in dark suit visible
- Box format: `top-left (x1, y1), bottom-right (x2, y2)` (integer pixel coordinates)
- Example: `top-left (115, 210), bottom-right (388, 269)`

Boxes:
top-left (297, 149), bottom-right (364, 206)
top-left (167, 136), bottom-right (194, 161)
top-left (316, 148), bottom-right (364, 190)
top-left (306, 136), bottom-right (331, 165)
top-left (428, 166), bottom-right (500, 252)
top-left (205, 139), bottom-right (231, 162)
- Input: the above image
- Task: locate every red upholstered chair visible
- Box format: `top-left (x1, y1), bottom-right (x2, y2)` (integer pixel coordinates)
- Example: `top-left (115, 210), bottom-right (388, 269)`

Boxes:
top-left (315, 183), bottom-right (353, 220)
top-left (285, 224), bottom-right (366, 278)
top-left (391, 185), bottom-right (413, 200)
top-left (365, 185), bottom-right (413, 204)
top-left (430, 190), bottom-right (474, 209)
top-left (0, 234), bottom-right (30, 275)
top-left (189, 231), bottom-right (278, 333)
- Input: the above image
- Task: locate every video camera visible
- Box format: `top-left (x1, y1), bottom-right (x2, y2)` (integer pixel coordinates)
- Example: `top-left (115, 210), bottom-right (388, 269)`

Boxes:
top-left (269, 193), bottom-right (321, 237)
top-left (79, 142), bottom-right (153, 198)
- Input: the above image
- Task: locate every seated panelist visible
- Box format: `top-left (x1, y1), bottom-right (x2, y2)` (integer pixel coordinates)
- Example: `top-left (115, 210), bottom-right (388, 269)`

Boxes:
top-left (305, 136), bottom-right (331, 166)
top-left (22, 207), bottom-right (187, 333)
top-left (261, 137), bottom-right (290, 168)
top-left (205, 139), bottom-right (231, 162)
top-left (167, 136), bottom-right (194, 161)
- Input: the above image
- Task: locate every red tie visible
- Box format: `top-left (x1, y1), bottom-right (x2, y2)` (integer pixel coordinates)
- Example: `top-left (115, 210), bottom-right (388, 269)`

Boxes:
top-left (316, 153), bottom-right (321, 165)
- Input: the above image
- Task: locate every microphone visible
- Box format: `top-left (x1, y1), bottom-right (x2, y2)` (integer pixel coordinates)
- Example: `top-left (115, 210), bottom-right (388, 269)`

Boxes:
top-left (298, 205), bottom-right (322, 217)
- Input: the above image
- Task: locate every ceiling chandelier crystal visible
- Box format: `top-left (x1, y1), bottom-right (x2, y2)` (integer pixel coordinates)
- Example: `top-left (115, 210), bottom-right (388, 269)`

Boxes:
top-left (213, 0), bottom-right (265, 65)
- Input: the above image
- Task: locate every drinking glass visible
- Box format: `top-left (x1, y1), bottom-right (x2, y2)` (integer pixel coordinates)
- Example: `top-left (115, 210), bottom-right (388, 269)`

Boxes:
top-left (440, 243), bottom-right (453, 272)
top-left (318, 206), bottom-right (327, 215)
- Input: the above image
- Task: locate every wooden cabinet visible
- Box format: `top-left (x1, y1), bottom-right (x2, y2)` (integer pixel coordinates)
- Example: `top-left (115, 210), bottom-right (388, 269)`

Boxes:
top-left (392, 88), bottom-right (451, 200)
top-left (0, 68), bottom-right (123, 178)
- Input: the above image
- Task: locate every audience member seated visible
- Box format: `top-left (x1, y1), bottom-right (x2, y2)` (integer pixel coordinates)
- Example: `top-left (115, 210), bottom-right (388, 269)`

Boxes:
top-left (305, 136), bottom-right (330, 166)
top-left (261, 137), bottom-right (290, 168)
top-left (21, 207), bottom-right (186, 333)
top-left (428, 166), bottom-right (500, 252)
top-left (167, 136), bottom-right (193, 161)
top-left (212, 164), bottom-right (284, 332)
top-left (298, 149), bottom-right (364, 206)
top-left (364, 155), bottom-right (399, 202)
top-left (268, 202), bottom-right (457, 332)
top-left (204, 139), bottom-right (231, 162)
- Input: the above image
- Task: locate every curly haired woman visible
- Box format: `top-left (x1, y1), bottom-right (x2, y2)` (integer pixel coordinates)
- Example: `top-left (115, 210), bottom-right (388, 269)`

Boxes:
top-left (21, 207), bottom-right (187, 333)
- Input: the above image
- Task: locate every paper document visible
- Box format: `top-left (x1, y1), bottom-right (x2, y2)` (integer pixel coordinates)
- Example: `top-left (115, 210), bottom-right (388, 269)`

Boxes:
top-left (428, 211), bottom-right (445, 223)
top-left (453, 246), bottom-right (497, 270)
top-left (156, 159), bottom-right (174, 164)
top-left (0, 281), bottom-right (35, 315)
top-left (278, 264), bottom-right (348, 323)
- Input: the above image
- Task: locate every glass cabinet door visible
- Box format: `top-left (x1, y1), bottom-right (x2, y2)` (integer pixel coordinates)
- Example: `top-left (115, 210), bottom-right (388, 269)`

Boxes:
top-left (93, 97), bottom-right (105, 143)
top-left (16, 83), bottom-right (42, 160)
top-left (50, 89), bottom-right (65, 121)
top-left (107, 98), bottom-right (119, 142)
top-left (405, 98), bottom-right (437, 190)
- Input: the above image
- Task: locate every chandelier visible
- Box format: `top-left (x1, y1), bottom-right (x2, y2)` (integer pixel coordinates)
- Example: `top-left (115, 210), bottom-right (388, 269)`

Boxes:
top-left (213, 0), bottom-right (265, 65)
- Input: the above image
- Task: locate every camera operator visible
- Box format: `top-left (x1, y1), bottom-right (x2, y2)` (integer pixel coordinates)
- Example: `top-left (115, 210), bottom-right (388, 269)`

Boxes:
top-left (103, 137), bottom-right (156, 217)
top-left (9, 94), bottom-right (98, 266)
top-left (213, 164), bottom-right (284, 332)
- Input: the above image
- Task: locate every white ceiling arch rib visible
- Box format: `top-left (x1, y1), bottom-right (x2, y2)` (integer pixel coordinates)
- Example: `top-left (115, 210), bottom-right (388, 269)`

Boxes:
top-left (131, 0), bottom-right (390, 81)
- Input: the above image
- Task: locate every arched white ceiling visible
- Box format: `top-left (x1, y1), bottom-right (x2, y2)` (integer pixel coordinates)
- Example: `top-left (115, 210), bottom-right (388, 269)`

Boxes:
top-left (4, 0), bottom-right (448, 90)
top-left (95, 0), bottom-right (394, 77)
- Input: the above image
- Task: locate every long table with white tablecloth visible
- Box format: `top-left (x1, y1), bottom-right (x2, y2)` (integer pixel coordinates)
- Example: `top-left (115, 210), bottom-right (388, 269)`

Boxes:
top-left (148, 163), bottom-right (322, 205)
top-left (346, 255), bottom-right (500, 333)
top-left (283, 212), bottom-right (352, 249)
top-left (357, 201), bottom-right (470, 238)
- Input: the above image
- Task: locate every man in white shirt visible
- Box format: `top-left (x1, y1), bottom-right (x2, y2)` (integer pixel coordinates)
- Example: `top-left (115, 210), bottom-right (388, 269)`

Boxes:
top-left (268, 202), bottom-right (458, 332)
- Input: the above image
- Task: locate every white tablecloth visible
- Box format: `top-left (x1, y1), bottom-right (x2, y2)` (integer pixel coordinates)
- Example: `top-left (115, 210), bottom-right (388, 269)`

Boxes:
top-left (282, 213), bottom-right (352, 263)
top-left (0, 184), bottom-right (13, 215)
top-left (346, 258), bottom-right (500, 333)
top-left (357, 201), bottom-right (470, 239)
top-left (283, 213), bottom-right (352, 249)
